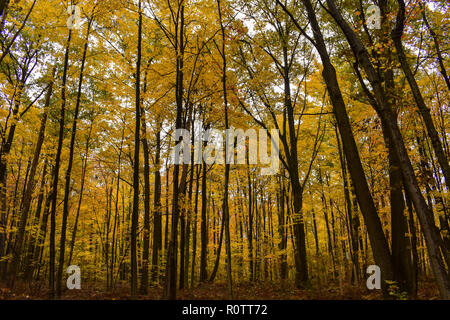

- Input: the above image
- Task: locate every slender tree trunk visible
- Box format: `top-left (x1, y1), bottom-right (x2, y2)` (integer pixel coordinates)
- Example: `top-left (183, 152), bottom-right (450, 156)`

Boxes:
top-left (190, 164), bottom-right (200, 287)
top-left (68, 122), bottom-right (92, 266)
top-left (130, 1), bottom-right (142, 296)
top-left (178, 109), bottom-right (191, 290)
top-left (318, 168), bottom-right (336, 278)
top-left (151, 123), bottom-right (162, 284)
top-left (110, 120), bottom-right (125, 289)
top-left (164, 159), bottom-right (170, 255)
top-left (405, 189), bottom-right (419, 294)
top-left (336, 127), bottom-right (359, 283)
top-left (200, 130), bottom-right (209, 282)
top-left (217, 0), bottom-right (233, 298)
top-left (184, 118), bottom-right (196, 287)
top-left (57, 16), bottom-right (93, 297)
top-left (209, 206), bottom-right (224, 282)
top-left (246, 154), bottom-right (254, 282)
top-left (165, 2), bottom-right (185, 300)
top-left (139, 91), bottom-right (151, 295)
top-left (388, 139), bottom-right (415, 296)
top-left (48, 28), bottom-right (72, 298)
top-left (277, 176), bottom-right (288, 280)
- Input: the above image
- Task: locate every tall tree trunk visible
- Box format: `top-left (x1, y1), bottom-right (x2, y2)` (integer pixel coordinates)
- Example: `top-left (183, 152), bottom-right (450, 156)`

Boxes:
top-left (164, 156), bottom-right (170, 255)
top-left (48, 28), bottom-right (72, 298)
top-left (130, 1), bottom-right (142, 296)
top-left (68, 122), bottom-right (92, 267)
top-left (200, 139), bottom-right (209, 283)
top-left (178, 110), bottom-right (191, 290)
top-left (277, 175), bottom-right (288, 280)
top-left (151, 123), bottom-right (162, 284)
top-left (246, 153), bottom-right (254, 282)
top-left (139, 83), bottom-right (151, 295)
top-left (57, 15), bottom-right (93, 297)
top-left (405, 189), bottom-right (419, 293)
top-left (336, 126), bottom-right (359, 283)
top-left (35, 193), bottom-right (51, 280)
top-left (318, 167), bottom-right (336, 278)
top-left (388, 137), bottom-right (415, 296)
top-left (217, 0), bottom-right (233, 298)
top-left (190, 164), bottom-right (200, 287)
top-left (183, 117), bottom-right (196, 287)
top-left (209, 204), bottom-right (224, 282)
top-left (110, 120), bottom-right (125, 289)
top-left (165, 2), bottom-right (185, 300)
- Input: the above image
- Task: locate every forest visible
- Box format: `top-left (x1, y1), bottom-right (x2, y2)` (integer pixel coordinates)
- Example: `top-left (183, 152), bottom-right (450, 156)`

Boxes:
top-left (0, 0), bottom-right (448, 300)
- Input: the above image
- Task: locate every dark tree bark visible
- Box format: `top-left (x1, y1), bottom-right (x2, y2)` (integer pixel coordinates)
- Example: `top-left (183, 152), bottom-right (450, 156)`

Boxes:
top-left (336, 128), bottom-right (359, 283)
top-left (190, 164), bottom-right (200, 287)
top-left (165, 2), bottom-right (185, 300)
top-left (183, 113), bottom-right (196, 288)
top-left (48, 28), bottom-right (72, 298)
top-left (178, 108), bottom-right (191, 290)
top-left (140, 63), bottom-right (153, 294)
top-left (277, 174), bottom-right (288, 280)
top-left (209, 202), bottom-right (224, 282)
top-left (318, 167), bottom-right (336, 278)
top-left (68, 122), bottom-right (93, 266)
top-left (200, 128), bottom-right (209, 282)
top-left (57, 14), bottom-right (93, 297)
top-left (109, 120), bottom-right (125, 289)
top-left (405, 190), bottom-right (419, 294)
top-left (164, 151), bottom-right (170, 256)
top-left (246, 153), bottom-right (254, 282)
top-left (131, 0), bottom-right (142, 296)
top-left (217, 0), bottom-right (233, 298)
top-left (151, 122), bottom-right (162, 284)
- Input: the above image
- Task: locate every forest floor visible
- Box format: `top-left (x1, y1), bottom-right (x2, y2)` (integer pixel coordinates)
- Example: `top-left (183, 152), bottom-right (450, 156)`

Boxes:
top-left (0, 279), bottom-right (441, 300)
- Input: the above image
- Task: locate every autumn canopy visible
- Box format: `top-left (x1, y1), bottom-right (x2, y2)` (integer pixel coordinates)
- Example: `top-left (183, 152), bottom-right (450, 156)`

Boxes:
top-left (0, 0), bottom-right (449, 300)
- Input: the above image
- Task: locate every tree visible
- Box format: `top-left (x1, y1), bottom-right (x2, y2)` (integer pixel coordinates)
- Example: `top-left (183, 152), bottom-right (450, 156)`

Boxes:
top-left (130, 0), bottom-right (142, 297)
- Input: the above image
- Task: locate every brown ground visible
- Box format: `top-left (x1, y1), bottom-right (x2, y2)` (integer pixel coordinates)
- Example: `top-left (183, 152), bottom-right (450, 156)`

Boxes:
top-left (0, 280), bottom-right (441, 300)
